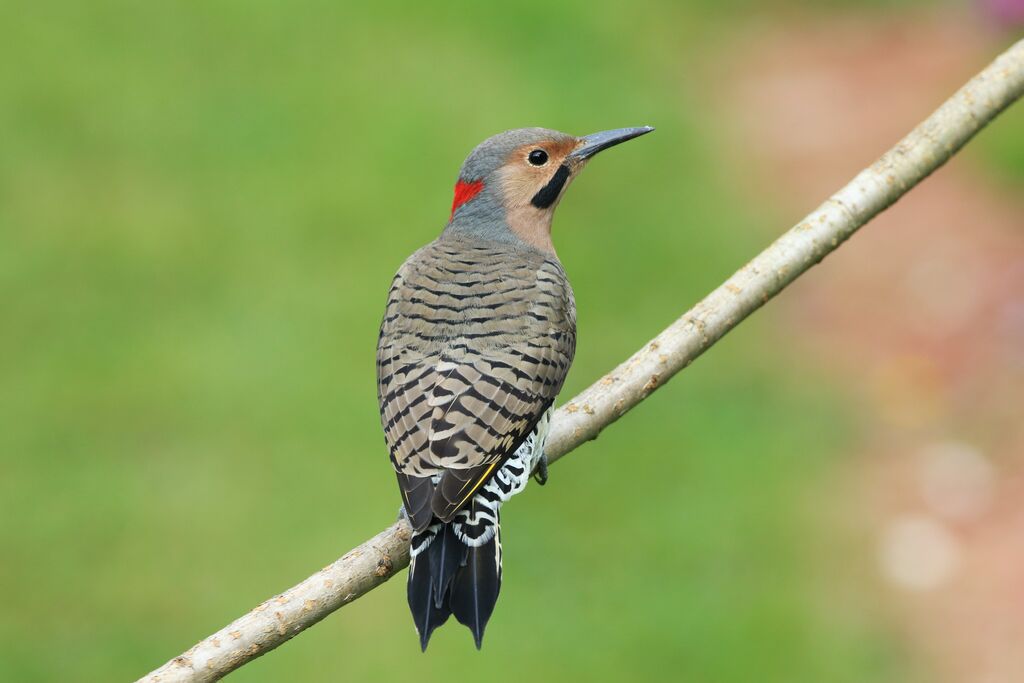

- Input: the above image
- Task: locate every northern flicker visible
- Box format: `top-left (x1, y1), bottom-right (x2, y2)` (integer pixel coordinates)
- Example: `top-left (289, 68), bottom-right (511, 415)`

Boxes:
top-left (376, 126), bottom-right (654, 650)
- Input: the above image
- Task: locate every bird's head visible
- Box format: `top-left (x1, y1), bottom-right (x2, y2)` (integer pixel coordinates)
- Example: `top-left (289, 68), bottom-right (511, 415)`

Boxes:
top-left (444, 126), bottom-right (654, 253)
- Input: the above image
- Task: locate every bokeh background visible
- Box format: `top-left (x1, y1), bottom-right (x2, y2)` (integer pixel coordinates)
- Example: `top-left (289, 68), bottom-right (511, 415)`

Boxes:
top-left (2, 1), bottom-right (1022, 681)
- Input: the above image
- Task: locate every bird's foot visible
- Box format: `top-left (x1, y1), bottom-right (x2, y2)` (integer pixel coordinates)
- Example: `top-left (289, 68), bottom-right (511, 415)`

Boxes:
top-left (532, 454), bottom-right (549, 486)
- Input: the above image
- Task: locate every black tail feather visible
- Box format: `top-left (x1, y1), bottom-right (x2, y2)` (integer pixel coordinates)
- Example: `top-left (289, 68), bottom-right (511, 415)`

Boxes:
top-left (450, 530), bottom-right (501, 649)
top-left (407, 519), bottom-right (502, 650)
top-left (407, 537), bottom-right (452, 652)
top-left (429, 523), bottom-right (466, 609)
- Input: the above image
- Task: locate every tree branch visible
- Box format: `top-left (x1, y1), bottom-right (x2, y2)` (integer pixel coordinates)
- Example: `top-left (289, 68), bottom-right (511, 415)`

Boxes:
top-left (139, 38), bottom-right (1024, 683)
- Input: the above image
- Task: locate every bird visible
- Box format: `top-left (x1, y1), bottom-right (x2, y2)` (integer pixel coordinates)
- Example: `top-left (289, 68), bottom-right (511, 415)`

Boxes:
top-left (376, 125), bottom-right (654, 650)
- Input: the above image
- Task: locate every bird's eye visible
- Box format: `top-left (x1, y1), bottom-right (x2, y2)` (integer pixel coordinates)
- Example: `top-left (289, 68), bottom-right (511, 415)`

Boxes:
top-left (527, 149), bottom-right (549, 166)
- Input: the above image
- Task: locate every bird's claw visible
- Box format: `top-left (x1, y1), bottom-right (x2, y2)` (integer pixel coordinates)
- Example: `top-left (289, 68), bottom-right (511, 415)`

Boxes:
top-left (532, 454), bottom-right (549, 486)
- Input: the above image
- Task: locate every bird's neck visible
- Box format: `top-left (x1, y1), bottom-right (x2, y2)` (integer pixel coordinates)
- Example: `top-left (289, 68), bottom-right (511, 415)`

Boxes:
top-left (444, 213), bottom-right (556, 256)
top-left (444, 185), bottom-right (557, 256)
top-left (504, 205), bottom-right (555, 254)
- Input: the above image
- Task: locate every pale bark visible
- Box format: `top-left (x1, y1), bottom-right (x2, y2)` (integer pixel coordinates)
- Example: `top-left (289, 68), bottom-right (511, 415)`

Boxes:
top-left (139, 38), bottom-right (1024, 683)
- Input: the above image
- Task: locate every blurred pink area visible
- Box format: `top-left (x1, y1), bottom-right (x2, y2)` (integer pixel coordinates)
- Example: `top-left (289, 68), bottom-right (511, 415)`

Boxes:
top-left (981, 0), bottom-right (1024, 25)
top-left (715, 8), bottom-right (1024, 681)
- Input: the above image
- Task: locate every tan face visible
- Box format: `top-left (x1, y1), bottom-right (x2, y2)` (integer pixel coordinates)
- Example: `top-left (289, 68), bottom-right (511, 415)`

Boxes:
top-left (495, 139), bottom-right (586, 253)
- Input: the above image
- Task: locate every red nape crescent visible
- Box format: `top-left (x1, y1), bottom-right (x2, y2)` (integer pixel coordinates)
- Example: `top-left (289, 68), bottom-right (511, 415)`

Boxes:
top-left (450, 180), bottom-right (484, 218)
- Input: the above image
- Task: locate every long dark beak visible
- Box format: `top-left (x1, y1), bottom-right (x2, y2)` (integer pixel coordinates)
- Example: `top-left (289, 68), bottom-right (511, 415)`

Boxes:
top-left (568, 126), bottom-right (655, 161)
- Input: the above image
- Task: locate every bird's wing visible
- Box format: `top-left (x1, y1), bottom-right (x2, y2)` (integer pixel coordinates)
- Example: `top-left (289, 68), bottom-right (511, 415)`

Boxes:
top-left (377, 242), bottom-right (575, 528)
top-left (426, 332), bottom-right (574, 521)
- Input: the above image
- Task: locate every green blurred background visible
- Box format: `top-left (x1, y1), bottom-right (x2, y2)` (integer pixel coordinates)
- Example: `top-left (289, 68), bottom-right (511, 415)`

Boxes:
top-left (2, 1), bottom-right (1021, 681)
